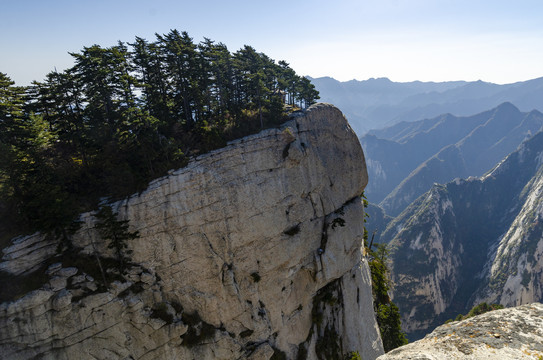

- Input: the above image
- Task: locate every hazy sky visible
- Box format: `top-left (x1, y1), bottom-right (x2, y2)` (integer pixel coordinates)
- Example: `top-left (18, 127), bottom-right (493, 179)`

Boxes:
top-left (2, 0), bottom-right (543, 85)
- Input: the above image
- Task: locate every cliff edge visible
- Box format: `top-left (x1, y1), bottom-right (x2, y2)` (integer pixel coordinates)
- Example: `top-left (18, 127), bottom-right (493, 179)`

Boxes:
top-left (0, 104), bottom-right (383, 359)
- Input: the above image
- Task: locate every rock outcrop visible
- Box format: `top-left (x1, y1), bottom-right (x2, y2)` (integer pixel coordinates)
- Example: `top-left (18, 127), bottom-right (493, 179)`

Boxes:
top-left (377, 303), bottom-right (543, 360)
top-left (0, 104), bottom-right (384, 359)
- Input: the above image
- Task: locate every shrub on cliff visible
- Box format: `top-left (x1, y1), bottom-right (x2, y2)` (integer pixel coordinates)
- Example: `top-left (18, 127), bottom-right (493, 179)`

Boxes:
top-left (368, 244), bottom-right (408, 352)
top-left (446, 302), bottom-right (504, 323)
top-left (95, 205), bottom-right (139, 274)
top-left (363, 193), bottom-right (408, 352)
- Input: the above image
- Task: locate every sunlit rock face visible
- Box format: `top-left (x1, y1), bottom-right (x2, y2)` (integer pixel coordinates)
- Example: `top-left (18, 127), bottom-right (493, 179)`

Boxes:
top-left (377, 303), bottom-right (543, 360)
top-left (0, 104), bottom-right (384, 360)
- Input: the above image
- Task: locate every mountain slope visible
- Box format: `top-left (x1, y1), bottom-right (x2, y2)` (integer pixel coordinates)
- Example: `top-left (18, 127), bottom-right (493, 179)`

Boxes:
top-left (380, 130), bottom-right (543, 339)
top-left (361, 108), bottom-right (499, 203)
top-left (475, 150), bottom-right (543, 307)
top-left (361, 103), bottom-right (543, 215)
top-left (379, 144), bottom-right (468, 217)
top-left (381, 104), bottom-right (543, 216)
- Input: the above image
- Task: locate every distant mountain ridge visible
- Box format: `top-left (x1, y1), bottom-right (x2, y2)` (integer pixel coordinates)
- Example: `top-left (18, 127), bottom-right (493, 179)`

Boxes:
top-left (309, 76), bottom-right (543, 134)
top-left (360, 103), bottom-right (543, 215)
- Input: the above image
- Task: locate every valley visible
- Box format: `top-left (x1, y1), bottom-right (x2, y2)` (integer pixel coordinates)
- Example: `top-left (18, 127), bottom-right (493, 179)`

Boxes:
top-left (315, 77), bottom-right (543, 342)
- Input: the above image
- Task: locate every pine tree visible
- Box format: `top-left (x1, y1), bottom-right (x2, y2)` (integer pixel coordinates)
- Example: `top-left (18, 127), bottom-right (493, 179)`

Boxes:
top-left (94, 205), bottom-right (139, 274)
top-left (367, 243), bottom-right (408, 352)
top-left (158, 30), bottom-right (199, 129)
top-left (0, 73), bottom-right (78, 237)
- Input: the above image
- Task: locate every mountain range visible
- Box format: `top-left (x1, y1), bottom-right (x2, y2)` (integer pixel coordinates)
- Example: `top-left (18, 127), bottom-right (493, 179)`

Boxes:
top-left (378, 128), bottom-right (543, 340)
top-left (342, 77), bottom-right (543, 341)
top-left (309, 76), bottom-right (543, 135)
top-left (360, 103), bottom-right (543, 216)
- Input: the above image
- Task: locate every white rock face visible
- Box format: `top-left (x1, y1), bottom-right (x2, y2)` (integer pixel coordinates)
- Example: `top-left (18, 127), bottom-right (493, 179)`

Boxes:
top-left (0, 104), bottom-right (384, 359)
top-left (478, 166), bottom-right (543, 307)
top-left (377, 303), bottom-right (543, 360)
top-left (387, 186), bottom-right (464, 335)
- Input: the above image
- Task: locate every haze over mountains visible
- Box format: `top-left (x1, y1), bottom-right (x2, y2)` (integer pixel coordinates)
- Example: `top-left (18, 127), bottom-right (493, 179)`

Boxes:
top-left (310, 76), bottom-right (543, 135)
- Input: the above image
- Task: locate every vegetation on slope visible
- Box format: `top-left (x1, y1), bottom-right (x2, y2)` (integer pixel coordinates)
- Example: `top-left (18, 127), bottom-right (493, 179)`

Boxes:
top-left (363, 195), bottom-right (408, 352)
top-left (445, 302), bottom-right (504, 323)
top-left (0, 30), bottom-right (319, 244)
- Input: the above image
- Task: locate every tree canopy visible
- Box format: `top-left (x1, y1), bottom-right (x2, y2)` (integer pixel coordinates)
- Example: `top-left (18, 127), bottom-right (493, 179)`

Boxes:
top-left (0, 30), bottom-right (319, 242)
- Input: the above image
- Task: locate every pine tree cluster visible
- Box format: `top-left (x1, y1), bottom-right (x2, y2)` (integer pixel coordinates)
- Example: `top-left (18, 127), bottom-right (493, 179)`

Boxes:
top-left (0, 30), bottom-right (319, 241)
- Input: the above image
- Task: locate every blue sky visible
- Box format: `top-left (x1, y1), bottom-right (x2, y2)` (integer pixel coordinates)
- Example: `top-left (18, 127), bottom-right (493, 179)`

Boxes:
top-left (2, 0), bottom-right (543, 85)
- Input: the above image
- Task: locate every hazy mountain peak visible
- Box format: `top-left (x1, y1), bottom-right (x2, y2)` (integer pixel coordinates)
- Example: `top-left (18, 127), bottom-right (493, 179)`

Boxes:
top-left (494, 101), bottom-right (519, 112)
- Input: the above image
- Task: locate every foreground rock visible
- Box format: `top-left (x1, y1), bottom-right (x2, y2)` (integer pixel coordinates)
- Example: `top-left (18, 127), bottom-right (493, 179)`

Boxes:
top-left (378, 303), bottom-right (543, 360)
top-left (0, 104), bottom-right (384, 359)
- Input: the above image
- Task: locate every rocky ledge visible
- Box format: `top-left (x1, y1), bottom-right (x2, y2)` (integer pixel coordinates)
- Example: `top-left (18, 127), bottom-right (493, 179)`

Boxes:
top-left (378, 303), bottom-right (543, 360)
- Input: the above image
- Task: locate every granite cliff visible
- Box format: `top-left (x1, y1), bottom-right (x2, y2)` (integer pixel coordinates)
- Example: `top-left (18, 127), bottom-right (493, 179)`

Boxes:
top-left (0, 104), bottom-right (384, 359)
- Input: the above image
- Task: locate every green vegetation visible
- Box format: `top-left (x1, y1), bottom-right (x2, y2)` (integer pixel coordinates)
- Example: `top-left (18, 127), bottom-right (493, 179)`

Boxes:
top-left (368, 244), bottom-right (408, 352)
top-left (344, 351), bottom-right (362, 360)
top-left (446, 302), bottom-right (504, 323)
top-left (0, 30), bottom-right (319, 245)
top-left (94, 205), bottom-right (139, 274)
top-left (362, 193), bottom-right (408, 352)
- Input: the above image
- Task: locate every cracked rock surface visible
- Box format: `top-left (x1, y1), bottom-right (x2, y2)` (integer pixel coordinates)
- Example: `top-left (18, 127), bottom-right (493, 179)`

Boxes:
top-left (378, 303), bottom-right (543, 360)
top-left (1, 104), bottom-right (383, 359)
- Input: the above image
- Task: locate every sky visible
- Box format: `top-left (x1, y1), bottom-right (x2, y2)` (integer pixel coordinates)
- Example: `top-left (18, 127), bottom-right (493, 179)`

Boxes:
top-left (2, 0), bottom-right (543, 86)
